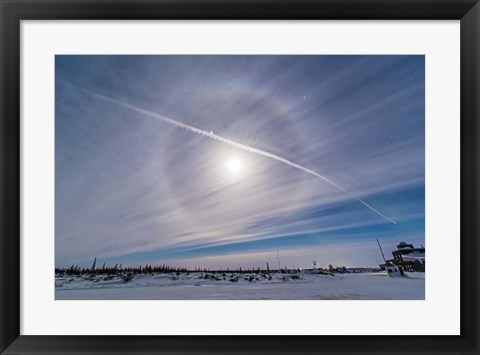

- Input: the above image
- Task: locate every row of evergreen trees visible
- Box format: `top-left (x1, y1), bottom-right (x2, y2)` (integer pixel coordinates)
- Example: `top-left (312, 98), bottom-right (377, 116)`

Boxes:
top-left (55, 258), bottom-right (188, 276)
top-left (55, 258), bottom-right (298, 276)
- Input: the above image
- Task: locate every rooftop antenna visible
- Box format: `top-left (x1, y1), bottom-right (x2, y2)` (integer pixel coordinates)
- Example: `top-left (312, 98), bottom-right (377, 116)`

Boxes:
top-left (376, 238), bottom-right (387, 264)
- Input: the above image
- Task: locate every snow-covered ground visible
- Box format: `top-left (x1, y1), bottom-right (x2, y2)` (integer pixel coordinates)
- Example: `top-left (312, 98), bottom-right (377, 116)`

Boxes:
top-left (55, 272), bottom-right (424, 300)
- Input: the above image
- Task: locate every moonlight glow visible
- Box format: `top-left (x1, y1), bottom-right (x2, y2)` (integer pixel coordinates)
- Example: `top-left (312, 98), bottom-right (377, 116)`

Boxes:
top-left (226, 158), bottom-right (243, 175)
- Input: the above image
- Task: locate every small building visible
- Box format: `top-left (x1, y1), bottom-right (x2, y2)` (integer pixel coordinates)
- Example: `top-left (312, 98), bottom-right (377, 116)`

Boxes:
top-left (302, 268), bottom-right (325, 274)
top-left (380, 241), bottom-right (425, 272)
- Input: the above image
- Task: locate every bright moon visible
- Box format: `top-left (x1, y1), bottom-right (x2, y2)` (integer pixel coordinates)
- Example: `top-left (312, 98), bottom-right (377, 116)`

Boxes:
top-left (226, 158), bottom-right (242, 175)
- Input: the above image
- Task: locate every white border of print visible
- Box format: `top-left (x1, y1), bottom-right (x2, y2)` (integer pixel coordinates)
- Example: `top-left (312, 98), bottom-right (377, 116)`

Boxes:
top-left (21, 20), bottom-right (460, 335)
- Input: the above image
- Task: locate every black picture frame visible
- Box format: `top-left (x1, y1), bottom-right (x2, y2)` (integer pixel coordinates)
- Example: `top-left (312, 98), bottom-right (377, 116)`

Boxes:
top-left (1, 1), bottom-right (479, 354)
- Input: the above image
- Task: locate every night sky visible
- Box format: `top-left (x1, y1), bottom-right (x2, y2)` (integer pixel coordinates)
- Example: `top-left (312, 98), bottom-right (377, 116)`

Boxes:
top-left (55, 55), bottom-right (424, 269)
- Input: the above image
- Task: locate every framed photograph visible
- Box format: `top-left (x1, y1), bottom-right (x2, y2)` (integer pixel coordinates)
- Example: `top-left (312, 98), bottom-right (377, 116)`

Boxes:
top-left (1, 0), bottom-right (479, 354)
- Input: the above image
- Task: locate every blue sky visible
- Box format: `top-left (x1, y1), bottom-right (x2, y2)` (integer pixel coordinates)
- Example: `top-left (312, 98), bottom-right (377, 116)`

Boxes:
top-left (55, 55), bottom-right (424, 269)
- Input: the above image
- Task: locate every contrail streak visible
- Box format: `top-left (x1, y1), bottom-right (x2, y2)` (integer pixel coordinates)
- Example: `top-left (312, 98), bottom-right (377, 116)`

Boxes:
top-left (85, 89), bottom-right (397, 224)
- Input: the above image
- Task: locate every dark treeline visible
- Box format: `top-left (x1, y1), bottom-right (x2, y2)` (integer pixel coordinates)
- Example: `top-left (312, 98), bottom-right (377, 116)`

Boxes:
top-left (56, 258), bottom-right (187, 276)
top-left (56, 258), bottom-right (383, 277)
top-left (55, 258), bottom-right (300, 276)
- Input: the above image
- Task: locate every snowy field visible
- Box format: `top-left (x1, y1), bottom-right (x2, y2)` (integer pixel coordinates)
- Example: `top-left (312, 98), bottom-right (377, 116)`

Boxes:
top-left (55, 272), bottom-right (425, 300)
